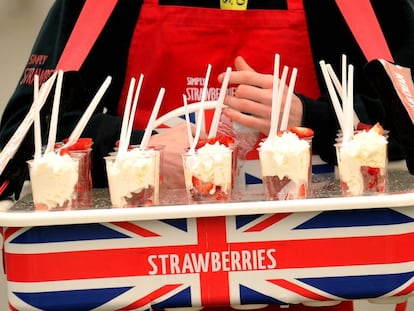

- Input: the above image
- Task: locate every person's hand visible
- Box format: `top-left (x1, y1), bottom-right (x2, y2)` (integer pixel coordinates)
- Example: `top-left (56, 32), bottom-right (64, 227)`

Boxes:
top-left (218, 56), bottom-right (303, 135)
top-left (149, 122), bottom-right (203, 189)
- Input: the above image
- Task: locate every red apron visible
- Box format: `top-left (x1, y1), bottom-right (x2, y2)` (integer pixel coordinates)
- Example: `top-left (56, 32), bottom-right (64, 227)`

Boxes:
top-left (118, 0), bottom-right (321, 131)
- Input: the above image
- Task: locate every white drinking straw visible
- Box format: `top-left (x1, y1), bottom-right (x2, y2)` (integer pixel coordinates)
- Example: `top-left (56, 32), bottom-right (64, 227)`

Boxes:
top-left (342, 55), bottom-right (360, 129)
top-left (343, 64), bottom-right (354, 143)
top-left (140, 87), bottom-right (165, 150)
top-left (208, 66), bottom-right (232, 139)
top-left (190, 99), bottom-right (205, 154)
top-left (268, 54), bottom-right (281, 139)
top-left (326, 64), bottom-right (343, 100)
top-left (0, 72), bottom-right (57, 174)
top-left (183, 94), bottom-right (194, 147)
top-left (342, 54), bottom-right (347, 106)
top-left (152, 101), bottom-right (218, 129)
top-left (45, 70), bottom-right (64, 154)
top-left (275, 65), bottom-right (288, 126)
top-left (280, 67), bottom-right (298, 131)
top-left (33, 75), bottom-right (42, 160)
top-left (62, 76), bottom-right (112, 149)
top-left (269, 64), bottom-right (288, 139)
top-left (126, 74), bottom-right (144, 149)
top-left (117, 77), bottom-right (136, 157)
top-left (319, 60), bottom-right (345, 132)
top-left (326, 62), bottom-right (360, 130)
top-left (190, 64), bottom-right (212, 153)
top-left (341, 64), bottom-right (351, 143)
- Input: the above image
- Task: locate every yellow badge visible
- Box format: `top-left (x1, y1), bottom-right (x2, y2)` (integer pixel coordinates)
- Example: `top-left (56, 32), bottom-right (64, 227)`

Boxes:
top-left (220, 0), bottom-right (248, 10)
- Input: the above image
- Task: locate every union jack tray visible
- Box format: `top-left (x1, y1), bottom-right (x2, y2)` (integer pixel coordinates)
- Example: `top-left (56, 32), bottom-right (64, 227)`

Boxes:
top-left (1, 168), bottom-right (414, 310)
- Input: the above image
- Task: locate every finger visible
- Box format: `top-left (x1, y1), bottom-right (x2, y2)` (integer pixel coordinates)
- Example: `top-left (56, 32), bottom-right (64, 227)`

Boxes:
top-left (218, 56), bottom-right (253, 84)
top-left (225, 71), bottom-right (273, 89)
top-left (234, 56), bottom-right (255, 72)
top-left (225, 93), bottom-right (273, 120)
top-left (235, 84), bottom-right (273, 107)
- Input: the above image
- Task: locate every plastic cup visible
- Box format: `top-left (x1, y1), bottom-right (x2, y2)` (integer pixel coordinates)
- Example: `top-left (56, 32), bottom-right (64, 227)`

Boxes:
top-left (258, 133), bottom-right (312, 200)
top-left (67, 148), bottom-right (93, 208)
top-left (182, 147), bottom-right (233, 203)
top-left (114, 144), bottom-right (165, 185)
top-left (28, 153), bottom-right (79, 210)
top-left (228, 142), bottom-right (240, 190)
top-left (105, 148), bottom-right (159, 208)
top-left (57, 138), bottom-right (94, 208)
top-left (335, 134), bottom-right (388, 196)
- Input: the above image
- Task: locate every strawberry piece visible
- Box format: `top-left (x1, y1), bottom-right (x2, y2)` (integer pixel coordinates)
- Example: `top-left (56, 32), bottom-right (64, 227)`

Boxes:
top-left (195, 135), bottom-right (235, 149)
top-left (192, 176), bottom-right (214, 195)
top-left (287, 126), bottom-right (314, 139)
top-left (356, 122), bottom-right (373, 131)
top-left (298, 183), bottom-right (306, 197)
top-left (263, 176), bottom-right (291, 200)
top-left (124, 186), bottom-right (154, 207)
top-left (58, 148), bottom-right (71, 156)
top-left (263, 176), bottom-right (306, 200)
top-left (215, 135), bottom-right (235, 146)
top-left (214, 187), bottom-right (229, 201)
top-left (369, 122), bottom-right (384, 135)
top-left (114, 139), bottom-right (137, 150)
top-left (59, 138), bottom-right (93, 155)
top-left (356, 122), bottom-right (385, 136)
top-left (366, 166), bottom-right (380, 176)
top-left (194, 139), bottom-right (209, 149)
top-left (62, 137), bottom-right (93, 151)
top-left (361, 166), bottom-right (385, 192)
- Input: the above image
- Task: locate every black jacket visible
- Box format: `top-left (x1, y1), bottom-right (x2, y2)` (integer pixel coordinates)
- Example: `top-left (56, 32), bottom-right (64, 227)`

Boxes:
top-left (1, 0), bottom-right (413, 198)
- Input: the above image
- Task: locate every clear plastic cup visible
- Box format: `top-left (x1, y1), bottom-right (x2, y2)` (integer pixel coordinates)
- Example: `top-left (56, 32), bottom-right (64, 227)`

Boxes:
top-left (28, 153), bottom-right (79, 211)
top-left (105, 148), bottom-right (159, 207)
top-left (182, 147), bottom-right (233, 203)
top-left (114, 144), bottom-right (165, 185)
top-left (67, 148), bottom-right (93, 208)
top-left (258, 133), bottom-right (312, 200)
top-left (217, 114), bottom-right (260, 187)
top-left (57, 138), bottom-right (94, 208)
top-left (335, 135), bottom-right (388, 196)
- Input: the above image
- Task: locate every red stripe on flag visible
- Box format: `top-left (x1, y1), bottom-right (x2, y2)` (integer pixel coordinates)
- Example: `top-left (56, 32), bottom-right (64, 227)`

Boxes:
top-left (395, 301), bottom-right (407, 311)
top-left (269, 279), bottom-right (332, 301)
top-left (244, 213), bottom-right (292, 232)
top-left (111, 222), bottom-right (161, 237)
top-left (9, 302), bottom-right (18, 311)
top-left (4, 227), bottom-right (20, 241)
top-left (120, 284), bottom-right (182, 310)
top-left (197, 217), bottom-right (231, 306)
top-left (394, 280), bottom-right (414, 296)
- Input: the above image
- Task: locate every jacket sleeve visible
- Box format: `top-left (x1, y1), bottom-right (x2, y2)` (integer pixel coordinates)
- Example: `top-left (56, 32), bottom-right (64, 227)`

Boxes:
top-left (0, 0), bottom-right (144, 199)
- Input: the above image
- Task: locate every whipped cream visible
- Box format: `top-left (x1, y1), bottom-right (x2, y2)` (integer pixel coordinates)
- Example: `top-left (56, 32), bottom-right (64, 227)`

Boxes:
top-left (184, 142), bottom-right (232, 194)
top-left (106, 148), bottom-right (157, 207)
top-left (337, 130), bottom-right (387, 195)
top-left (258, 132), bottom-right (311, 184)
top-left (29, 151), bottom-right (79, 209)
